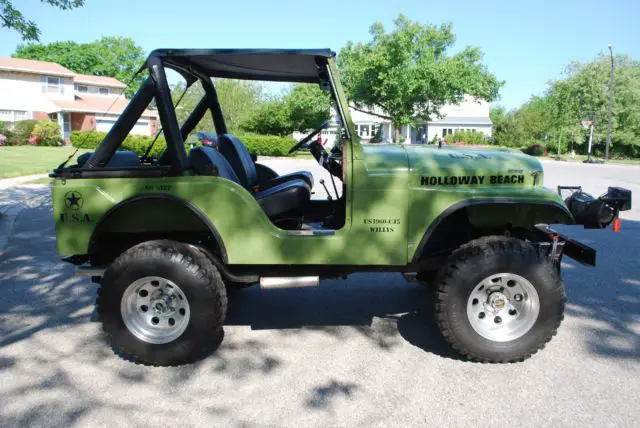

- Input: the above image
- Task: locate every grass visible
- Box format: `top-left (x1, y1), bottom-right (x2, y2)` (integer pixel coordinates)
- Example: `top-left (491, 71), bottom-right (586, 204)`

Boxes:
top-left (0, 146), bottom-right (91, 179)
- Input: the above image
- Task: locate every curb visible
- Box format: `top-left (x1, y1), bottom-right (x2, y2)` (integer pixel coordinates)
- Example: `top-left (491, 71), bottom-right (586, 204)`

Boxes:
top-left (0, 174), bottom-right (48, 189)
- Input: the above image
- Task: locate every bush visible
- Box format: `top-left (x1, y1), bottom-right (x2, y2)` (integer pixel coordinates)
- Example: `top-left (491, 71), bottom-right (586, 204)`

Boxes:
top-left (443, 130), bottom-right (489, 146)
top-left (71, 130), bottom-right (167, 157)
top-left (236, 134), bottom-right (296, 157)
top-left (32, 120), bottom-right (63, 146)
top-left (9, 119), bottom-right (39, 145)
top-left (69, 130), bottom-right (295, 158)
top-left (122, 134), bottom-right (167, 158)
top-left (70, 130), bottom-right (106, 149)
top-left (522, 143), bottom-right (547, 157)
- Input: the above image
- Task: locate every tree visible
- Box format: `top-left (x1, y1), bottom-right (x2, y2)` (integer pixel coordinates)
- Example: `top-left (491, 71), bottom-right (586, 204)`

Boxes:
top-left (287, 84), bottom-right (332, 131)
top-left (1, 0), bottom-right (84, 41)
top-left (242, 84), bottom-right (331, 136)
top-left (338, 14), bottom-right (502, 142)
top-left (243, 98), bottom-right (292, 136)
top-left (171, 79), bottom-right (263, 134)
top-left (13, 37), bottom-right (146, 97)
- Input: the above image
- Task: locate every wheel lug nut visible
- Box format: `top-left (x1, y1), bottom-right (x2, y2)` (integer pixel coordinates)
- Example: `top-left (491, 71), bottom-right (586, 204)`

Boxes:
top-left (494, 316), bottom-right (502, 324)
top-left (514, 294), bottom-right (523, 302)
top-left (509, 309), bottom-right (517, 316)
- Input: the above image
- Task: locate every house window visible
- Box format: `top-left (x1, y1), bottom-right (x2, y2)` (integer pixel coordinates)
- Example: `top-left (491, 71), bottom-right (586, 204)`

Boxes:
top-left (75, 84), bottom-right (88, 93)
top-left (443, 128), bottom-right (453, 136)
top-left (0, 110), bottom-right (28, 122)
top-left (99, 88), bottom-right (110, 95)
top-left (47, 76), bottom-right (61, 93)
top-left (359, 124), bottom-right (371, 137)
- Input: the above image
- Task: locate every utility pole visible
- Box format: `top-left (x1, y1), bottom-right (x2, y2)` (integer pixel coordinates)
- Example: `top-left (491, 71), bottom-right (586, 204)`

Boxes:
top-left (605, 44), bottom-right (614, 162)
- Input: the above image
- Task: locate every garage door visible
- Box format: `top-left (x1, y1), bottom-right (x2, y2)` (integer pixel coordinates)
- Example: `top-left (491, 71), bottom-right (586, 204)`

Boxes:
top-left (96, 119), bottom-right (116, 132)
top-left (96, 119), bottom-right (149, 135)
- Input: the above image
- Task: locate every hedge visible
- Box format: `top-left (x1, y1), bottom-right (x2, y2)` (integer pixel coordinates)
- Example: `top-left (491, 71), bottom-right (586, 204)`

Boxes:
top-left (70, 131), bottom-right (295, 157)
top-left (443, 130), bottom-right (490, 146)
top-left (237, 134), bottom-right (296, 157)
top-left (70, 131), bottom-right (167, 157)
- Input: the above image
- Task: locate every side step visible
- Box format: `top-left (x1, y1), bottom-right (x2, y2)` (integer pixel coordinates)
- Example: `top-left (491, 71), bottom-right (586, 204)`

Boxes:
top-left (260, 276), bottom-right (319, 289)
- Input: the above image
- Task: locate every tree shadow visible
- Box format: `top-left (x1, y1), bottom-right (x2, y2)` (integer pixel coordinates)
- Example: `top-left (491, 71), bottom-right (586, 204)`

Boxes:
top-left (553, 220), bottom-right (640, 361)
top-left (225, 273), bottom-right (460, 359)
top-left (305, 379), bottom-right (358, 410)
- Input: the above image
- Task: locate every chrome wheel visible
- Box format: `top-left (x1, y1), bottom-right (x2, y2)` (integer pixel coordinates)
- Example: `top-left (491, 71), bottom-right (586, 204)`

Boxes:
top-left (466, 273), bottom-right (540, 342)
top-left (120, 276), bottom-right (190, 344)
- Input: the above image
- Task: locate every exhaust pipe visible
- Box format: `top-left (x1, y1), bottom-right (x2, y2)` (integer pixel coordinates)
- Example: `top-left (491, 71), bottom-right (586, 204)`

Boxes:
top-left (260, 276), bottom-right (319, 289)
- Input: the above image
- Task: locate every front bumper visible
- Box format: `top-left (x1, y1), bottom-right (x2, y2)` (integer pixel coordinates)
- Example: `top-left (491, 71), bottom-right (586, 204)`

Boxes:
top-left (532, 224), bottom-right (596, 267)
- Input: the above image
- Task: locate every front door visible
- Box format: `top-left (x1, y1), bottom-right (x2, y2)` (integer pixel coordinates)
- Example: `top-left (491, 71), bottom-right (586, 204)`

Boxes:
top-left (63, 113), bottom-right (71, 141)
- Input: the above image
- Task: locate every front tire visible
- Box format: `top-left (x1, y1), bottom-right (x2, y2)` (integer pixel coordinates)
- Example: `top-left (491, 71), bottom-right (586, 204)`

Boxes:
top-left (98, 240), bottom-right (227, 366)
top-left (434, 236), bottom-right (565, 363)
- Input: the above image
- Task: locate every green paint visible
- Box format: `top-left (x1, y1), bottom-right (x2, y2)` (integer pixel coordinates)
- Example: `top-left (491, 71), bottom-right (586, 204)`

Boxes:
top-left (51, 56), bottom-right (570, 267)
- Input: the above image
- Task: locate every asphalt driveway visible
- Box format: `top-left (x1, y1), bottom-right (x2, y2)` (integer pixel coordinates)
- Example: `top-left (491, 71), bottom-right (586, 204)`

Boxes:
top-left (0, 160), bottom-right (638, 427)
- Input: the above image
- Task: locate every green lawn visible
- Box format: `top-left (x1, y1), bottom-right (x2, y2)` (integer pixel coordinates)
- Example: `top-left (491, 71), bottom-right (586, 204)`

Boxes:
top-left (0, 146), bottom-right (91, 179)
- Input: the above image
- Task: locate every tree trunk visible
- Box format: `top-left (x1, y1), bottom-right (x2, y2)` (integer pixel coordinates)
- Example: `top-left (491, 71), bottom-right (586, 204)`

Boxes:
top-left (394, 124), bottom-right (402, 144)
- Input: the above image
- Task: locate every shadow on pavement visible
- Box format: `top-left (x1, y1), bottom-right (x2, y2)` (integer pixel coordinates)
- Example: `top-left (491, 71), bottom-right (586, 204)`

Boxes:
top-left (0, 187), bottom-right (638, 424)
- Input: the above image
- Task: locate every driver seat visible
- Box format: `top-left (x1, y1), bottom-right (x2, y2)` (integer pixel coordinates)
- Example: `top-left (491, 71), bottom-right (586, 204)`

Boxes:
top-left (218, 134), bottom-right (314, 191)
top-left (189, 146), bottom-right (310, 221)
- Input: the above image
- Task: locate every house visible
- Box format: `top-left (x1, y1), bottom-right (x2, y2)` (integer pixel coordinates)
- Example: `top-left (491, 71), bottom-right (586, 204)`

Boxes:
top-left (306, 96), bottom-right (492, 144)
top-left (0, 57), bottom-right (157, 140)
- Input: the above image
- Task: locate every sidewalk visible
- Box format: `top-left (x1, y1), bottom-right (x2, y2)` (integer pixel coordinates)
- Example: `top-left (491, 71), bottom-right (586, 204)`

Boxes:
top-left (0, 175), bottom-right (49, 258)
top-left (0, 174), bottom-right (47, 189)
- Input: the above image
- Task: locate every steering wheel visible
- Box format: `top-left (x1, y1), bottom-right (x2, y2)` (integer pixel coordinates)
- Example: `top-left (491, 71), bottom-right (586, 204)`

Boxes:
top-left (288, 120), bottom-right (331, 154)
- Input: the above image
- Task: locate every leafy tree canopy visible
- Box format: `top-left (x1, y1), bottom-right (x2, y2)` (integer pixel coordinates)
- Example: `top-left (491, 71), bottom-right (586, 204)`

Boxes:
top-left (1, 0), bottom-right (84, 41)
top-left (171, 79), bottom-right (264, 134)
top-left (242, 84), bottom-right (331, 136)
top-left (338, 14), bottom-right (502, 142)
top-left (13, 37), bottom-right (146, 97)
top-left (492, 53), bottom-right (640, 157)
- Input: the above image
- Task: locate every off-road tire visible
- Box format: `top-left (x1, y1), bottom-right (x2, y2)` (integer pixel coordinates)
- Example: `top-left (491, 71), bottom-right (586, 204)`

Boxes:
top-left (434, 236), bottom-right (565, 363)
top-left (98, 240), bottom-right (227, 366)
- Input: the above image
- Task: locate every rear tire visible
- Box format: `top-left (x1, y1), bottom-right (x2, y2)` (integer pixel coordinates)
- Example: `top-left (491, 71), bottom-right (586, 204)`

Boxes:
top-left (434, 236), bottom-right (565, 363)
top-left (98, 240), bottom-right (227, 366)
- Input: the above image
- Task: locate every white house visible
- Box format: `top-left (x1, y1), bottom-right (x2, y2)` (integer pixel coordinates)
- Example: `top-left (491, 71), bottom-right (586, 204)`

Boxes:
top-left (0, 57), bottom-right (157, 140)
top-left (303, 96), bottom-right (492, 144)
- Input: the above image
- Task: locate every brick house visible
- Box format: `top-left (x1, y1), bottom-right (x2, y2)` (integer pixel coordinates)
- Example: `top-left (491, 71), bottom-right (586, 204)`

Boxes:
top-left (0, 57), bottom-right (157, 141)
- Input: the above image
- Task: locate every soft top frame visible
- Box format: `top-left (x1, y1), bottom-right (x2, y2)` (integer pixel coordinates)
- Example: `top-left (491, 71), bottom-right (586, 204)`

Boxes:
top-left (145, 49), bottom-right (335, 83)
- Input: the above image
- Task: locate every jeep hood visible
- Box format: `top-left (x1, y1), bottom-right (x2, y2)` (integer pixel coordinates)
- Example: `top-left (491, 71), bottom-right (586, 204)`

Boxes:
top-left (360, 144), bottom-right (544, 187)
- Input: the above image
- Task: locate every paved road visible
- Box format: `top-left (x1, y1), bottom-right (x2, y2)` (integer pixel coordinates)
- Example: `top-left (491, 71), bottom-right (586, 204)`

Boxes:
top-left (0, 160), bottom-right (638, 427)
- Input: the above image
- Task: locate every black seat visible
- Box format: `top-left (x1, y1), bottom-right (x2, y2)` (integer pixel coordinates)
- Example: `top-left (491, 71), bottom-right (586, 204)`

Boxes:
top-left (189, 146), bottom-right (310, 219)
top-left (218, 134), bottom-right (314, 190)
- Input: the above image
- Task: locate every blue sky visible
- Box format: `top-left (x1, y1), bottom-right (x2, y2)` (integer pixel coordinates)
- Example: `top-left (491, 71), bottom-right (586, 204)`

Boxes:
top-left (1, 0), bottom-right (638, 109)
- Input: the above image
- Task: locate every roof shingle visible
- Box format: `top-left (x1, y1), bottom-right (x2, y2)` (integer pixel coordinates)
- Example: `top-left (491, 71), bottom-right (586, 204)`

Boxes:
top-left (0, 57), bottom-right (75, 76)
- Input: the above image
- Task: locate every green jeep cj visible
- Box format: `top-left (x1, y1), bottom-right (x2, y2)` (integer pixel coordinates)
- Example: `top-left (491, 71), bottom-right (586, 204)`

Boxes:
top-left (50, 49), bottom-right (632, 366)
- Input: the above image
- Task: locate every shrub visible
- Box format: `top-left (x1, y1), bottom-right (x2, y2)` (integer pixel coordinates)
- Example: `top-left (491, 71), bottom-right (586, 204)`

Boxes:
top-left (69, 130), bottom-right (295, 157)
top-left (236, 134), bottom-right (296, 157)
top-left (443, 130), bottom-right (488, 146)
top-left (70, 130), bottom-right (167, 157)
top-left (32, 120), bottom-right (63, 146)
top-left (0, 134), bottom-right (6, 146)
top-left (523, 143), bottom-right (547, 157)
top-left (10, 119), bottom-right (39, 145)
top-left (70, 130), bottom-right (106, 149)
top-left (122, 134), bottom-right (167, 158)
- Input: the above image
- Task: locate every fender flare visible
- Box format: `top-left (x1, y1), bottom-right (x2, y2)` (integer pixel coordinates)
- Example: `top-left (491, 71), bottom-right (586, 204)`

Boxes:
top-left (88, 194), bottom-right (228, 263)
top-left (411, 198), bottom-right (574, 264)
